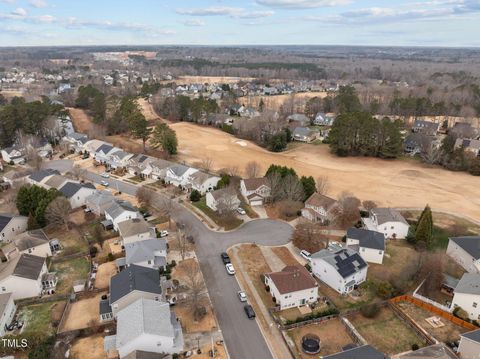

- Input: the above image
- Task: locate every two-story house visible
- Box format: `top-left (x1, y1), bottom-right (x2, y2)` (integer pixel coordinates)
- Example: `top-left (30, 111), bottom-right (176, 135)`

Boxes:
top-left (446, 236), bottom-right (480, 273)
top-left (450, 273), bottom-right (480, 321)
top-left (362, 208), bottom-right (409, 239)
top-left (301, 193), bottom-right (340, 224)
top-left (0, 214), bottom-right (28, 243)
top-left (240, 177), bottom-right (271, 206)
top-left (346, 228), bottom-right (386, 264)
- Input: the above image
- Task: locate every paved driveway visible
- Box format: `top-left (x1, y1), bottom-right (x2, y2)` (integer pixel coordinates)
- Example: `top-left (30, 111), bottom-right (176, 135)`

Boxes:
top-left (45, 161), bottom-right (294, 359)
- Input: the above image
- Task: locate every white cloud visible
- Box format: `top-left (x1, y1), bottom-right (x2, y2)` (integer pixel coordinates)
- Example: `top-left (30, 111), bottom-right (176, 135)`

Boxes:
top-left (1, 0), bottom-right (16, 4)
top-left (28, 0), bottom-right (47, 8)
top-left (66, 17), bottom-right (175, 36)
top-left (255, 0), bottom-right (350, 9)
top-left (11, 7), bottom-right (27, 17)
top-left (182, 19), bottom-right (206, 27)
top-left (176, 6), bottom-right (274, 19)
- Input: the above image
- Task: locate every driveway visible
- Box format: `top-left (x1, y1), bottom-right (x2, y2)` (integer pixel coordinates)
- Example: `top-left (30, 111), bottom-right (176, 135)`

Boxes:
top-left (44, 161), bottom-right (294, 359)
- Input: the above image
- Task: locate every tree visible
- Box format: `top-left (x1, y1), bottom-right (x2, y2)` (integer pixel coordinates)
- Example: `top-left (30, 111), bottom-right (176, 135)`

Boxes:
top-left (300, 176), bottom-right (316, 201)
top-left (45, 197), bottom-right (71, 229)
top-left (200, 157), bottom-right (214, 172)
top-left (151, 123), bottom-right (178, 156)
top-left (292, 222), bottom-right (330, 253)
top-left (415, 205), bottom-right (433, 245)
top-left (305, 97), bottom-right (323, 119)
top-left (316, 175), bottom-right (330, 195)
top-left (334, 85), bottom-right (362, 113)
top-left (335, 191), bottom-right (361, 228)
top-left (129, 112), bottom-right (151, 152)
top-left (69, 165), bottom-right (87, 182)
top-left (136, 186), bottom-right (153, 208)
top-left (362, 200), bottom-right (377, 211)
top-left (417, 253), bottom-right (445, 296)
top-left (245, 161), bottom-right (262, 178)
top-left (183, 260), bottom-right (207, 321)
top-left (92, 224), bottom-right (105, 248)
top-left (190, 189), bottom-right (201, 202)
top-left (16, 185), bottom-right (60, 227)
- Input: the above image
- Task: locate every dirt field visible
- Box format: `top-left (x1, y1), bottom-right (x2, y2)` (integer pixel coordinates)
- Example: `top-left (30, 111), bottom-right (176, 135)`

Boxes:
top-left (70, 334), bottom-right (105, 359)
top-left (163, 75), bottom-right (256, 85)
top-left (395, 301), bottom-right (469, 343)
top-left (95, 261), bottom-right (117, 289)
top-left (68, 107), bottom-right (95, 134)
top-left (348, 306), bottom-right (427, 355)
top-left (286, 318), bottom-right (355, 358)
top-left (60, 291), bottom-right (106, 332)
top-left (138, 98), bottom-right (160, 120)
top-left (270, 246), bottom-right (301, 266)
top-left (170, 122), bottom-right (480, 221)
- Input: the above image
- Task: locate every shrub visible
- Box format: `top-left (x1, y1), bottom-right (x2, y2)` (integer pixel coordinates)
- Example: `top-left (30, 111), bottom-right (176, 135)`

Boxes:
top-left (265, 285), bottom-right (270, 292)
top-left (305, 263), bottom-right (311, 272)
top-left (453, 306), bottom-right (469, 321)
top-left (170, 260), bottom-right (177, 267)
top-left (411, 343), bottom-right (419, 351)
top-left (360, 303), bottom-right (380, 318)
top-left (107, 253), bottom-right (114, 261)
top-left (373, 280), bottom-right (396, 299)
top-left (189, 189), bottom-right (201, 202)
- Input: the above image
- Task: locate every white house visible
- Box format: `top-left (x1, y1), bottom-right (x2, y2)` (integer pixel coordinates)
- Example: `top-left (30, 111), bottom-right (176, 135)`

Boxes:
top-left (1, 146), bottom-right (25, 164)
top-left (94, 144), bottom-right (121, 164)
top-left (0, 253), bottom-right (52, 300)
top-left (240, 177), bottom-right (271, 206)
top-left (458, 329), bottom-right (480, 359)
top-left (314, 112), bottom-right (334, 126)
top-left (264, 265), bottom-right (318, 310)
top-left (143, 159), bottom-right (172, 180)
top-left (189, 171), bottom-right (220, 195)
top-left (103, 298), bottom-right (183, 358)
top-left (83, 139), bottom-right (112, 155)
top-left (117, 218), bottom-right (156, 245)
top-left (451, 273), bottom-right (480, 321)
top-left (27, 168), bottom-right (60, 188)
top-left (165, 164), bottom-right (198, 188)
top-left (59, 182), bottom-right (97, 209)
top-left (62, 132), bottom-right (88, 153)
top-left (346, 227), bottom-right (386, 264)
top-left (362, 208), bottom-right (410, 239)
top-left (292, 127), bottom-right (320, 143)
top-left (0, 214), bottom-right (28, 243)
top-left (104, 201), bottom-right (142, 231)
top-left (310, 247), bottom-right (368, 294)
top-left (206, 188), bottom-right (240, 213)
top-left (301, 193), bottom-right (339, 224)
top-left (446, 236), bottom-right (480, 273)
top-left (9, 229), bottom-right (53, 258)
top-left (123, 239), bottom-right (167, 270)
top-left (85, 190), bottom-right (115, 215)
top-left (107, 150), bottom-right (134, 170)
top-left (0, 293), bottom-right (16, 337)
top-left (126, 154), bottom-right (156, 177)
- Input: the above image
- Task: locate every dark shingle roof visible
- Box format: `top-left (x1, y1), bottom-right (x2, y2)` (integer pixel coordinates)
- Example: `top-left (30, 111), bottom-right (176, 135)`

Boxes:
top-left (96, 144), bottom-right (113, 154)
top-left (14, 229), bottom-right (49, 251)
top-left (324, 345), bottom-right (386, 359)
top-left (13, 254), bottom-right (45, 280)
top-left (99, 298), bottom-right (112, 315)
top-left (110, 265), bottom-right (161, 304)
top-left (59, 182), bottom-right (95, 198)
top-left (311, 248), bottom-right (367, 278)
top-left (347, 228), bottom-right (385, 250)
top-left (450, 236), bottom-right (480, 259)
top-left (29, 169), bottom-right (59, 182)
top-left (0, 214), bottom-right (14, 232)
top-left (462, 328), bottom-right (480, 343)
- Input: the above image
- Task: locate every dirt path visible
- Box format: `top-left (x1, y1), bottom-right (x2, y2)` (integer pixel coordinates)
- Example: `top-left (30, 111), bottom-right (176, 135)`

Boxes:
top-left (259, 246), bottom-right (285, 272)
top-left (137, 98), bottom-right (161, 121)
top-left (68, 107), bottom-right (95, 134)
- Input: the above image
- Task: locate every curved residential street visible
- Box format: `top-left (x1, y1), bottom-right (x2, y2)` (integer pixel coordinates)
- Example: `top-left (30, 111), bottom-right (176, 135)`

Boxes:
top-left (44, 160), bottom-right (294, 359)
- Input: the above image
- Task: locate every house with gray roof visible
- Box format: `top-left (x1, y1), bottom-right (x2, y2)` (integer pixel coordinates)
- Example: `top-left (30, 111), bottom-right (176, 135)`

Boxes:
top-left (1, 145), bottom-right (25, 164)
top-left (59, 181), bottom-right (96, 209)
top-left (189, 171), bottom-right (220, 195)
top-left (412, 119), bottom-right (440, 136)
top-left (292, 127), bottom-right (320, 143)
top-left (362, 208), bottom-right (410, 239)
top-left (393, 343), bottom-right (456, 359)
top-left (108, 150), bottom-right (135, 169)
top-left (105, 265), bottom-right (163, 318)
top-left (85, 190), bottom-right (115, 215)
top-left (346, 228), bottom-right (386, 264)
top-left (94, 144), bottom-right (121, 164)
top-left (123, 239), bottom-right (167, 271)
top-left (43, 174), bottom-right (69, 190)
top-left (9, 229), bottom-right (52, 258)
top-left (105, 200), bottom-right (142, 231)
top-left (310, 247), bottom-right (368, 294)
top-left (446, 236), bottom-right (480, 274)
top-left (27, 169), bottom-right (60, 187)
top-left (104, 298), bottom-right (183, 358)
top-left (451, 273), bottom-right (480, 320)
top-left (165, 164), bottom-right (198, 188)
top-left (127, 154), bottom-right (155, 177)
top-left (455, 138), bottom-right (480, 157)
top-left (324, 345), bottom-right (386, 359)
top-left (314, 112), bottom-right (334, 127)
top-left (0, 214), bottom-right (28, 243)
top-left (0, 293), bottom-right (16, 337)
top-left (458, 329), bottom-right (480, 359)
top-left (206, 188), bottom-right (240, 213)
top-left (118, 218), bottom-right (156, 245)
top-left (142, 159), bottom-right (172, 180)
top-left (62, 132), bottom-right (88, 153)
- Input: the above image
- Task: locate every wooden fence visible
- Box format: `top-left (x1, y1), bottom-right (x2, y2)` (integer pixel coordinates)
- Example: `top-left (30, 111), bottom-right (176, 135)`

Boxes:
top-left (389, 294), bottom-right (477, 330)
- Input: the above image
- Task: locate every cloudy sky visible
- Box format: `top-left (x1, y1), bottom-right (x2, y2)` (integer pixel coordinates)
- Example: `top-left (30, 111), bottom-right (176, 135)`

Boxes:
top-left (0, 0), bottom-right (479, 47)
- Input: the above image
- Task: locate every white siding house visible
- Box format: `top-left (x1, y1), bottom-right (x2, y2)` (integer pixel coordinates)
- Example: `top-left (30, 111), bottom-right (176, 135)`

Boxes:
top-left (206, 189), bottom-right (240, 213)
top-left (117, 219), bottom-right (156, 245)
top-left (362, 208), bottom-right (409, 239)
top-left (446, 236), bottom-right (480, 274)
top-left (240, 178), bottom-right (271, 206)
top-left (58, 182), bottom-right (97, 209)
top-left (451, 273), bottom-right (480, 321)
top-left (0, 214), bottom-right (28, 243)
top-left (104, 201), bottom-right (141, 231)
top-left (189, 171), bottom-right (220, 195)
top-left (458, 329), bottom-right (480, 359)
top-left (301, 193), bottom-right (339, 224)
top-left (346, 228), bottom-right (386, 265)
top-left (310, 248), bottom-right (368, 294)
top-left (0, 293), bottom-right (16, 337)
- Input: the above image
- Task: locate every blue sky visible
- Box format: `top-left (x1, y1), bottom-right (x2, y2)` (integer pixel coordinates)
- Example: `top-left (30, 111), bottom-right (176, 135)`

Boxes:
top-left (0, 0), bottom-right (479, 47)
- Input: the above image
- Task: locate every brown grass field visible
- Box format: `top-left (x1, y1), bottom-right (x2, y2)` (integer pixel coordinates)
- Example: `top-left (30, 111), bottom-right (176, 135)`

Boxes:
top-left (59, 292), bottom-right (107, 332)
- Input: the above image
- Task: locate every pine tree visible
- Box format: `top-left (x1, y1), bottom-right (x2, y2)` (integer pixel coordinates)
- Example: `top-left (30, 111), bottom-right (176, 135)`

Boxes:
top-left (415, 205), bottom-right (433, 245)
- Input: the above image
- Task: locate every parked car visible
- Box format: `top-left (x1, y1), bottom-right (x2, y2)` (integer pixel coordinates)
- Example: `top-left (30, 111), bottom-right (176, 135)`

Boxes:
top-left (159, 230), bottom-right (169, 238)
top-left (244, 305), bottom-right (256, 319)
top-left (100, 180), bottom-right (109, 187)
top-left (225, 263), bottom-right (235, 275)
top-left (100, 172), bottom-right (110, 178)
top-left (300, 250), bottom-right (311, 260)
top-left (83, 207), bottom-right (92, 213)
top-left (238, 291), bottom-right (247, 302)
top-left (221, 252), bottom-right (231, 264)
top-left (237, 207), bottom-right (246, 215)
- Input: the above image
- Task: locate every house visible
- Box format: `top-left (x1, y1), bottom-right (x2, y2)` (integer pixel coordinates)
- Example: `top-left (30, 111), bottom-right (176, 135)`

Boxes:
top-left (2, 168), bottom-right (31, 187)
top-left (346, 228), bottom-right (386, 264)
top-left (458, 329), bottom-right (480, 359)
top-left (0, 253), bottom-right (54, 300)
top-left (107, 265), bottom-right (163, 317)
top-left (446, 236), bottom-right (480, 273)
top-left (240, 177), bottom-right (271, 206)
top-left (0, 214), bottom-right (28, 243)
top-left (1, 146), bottom-right (25, 164)
top-left (206, 189), bottom-right (240, 213)
top-left (324, 345), bottom-right (386, 359)
top-left (43, 175), bottom-right (69, 190)
top-left (62, 132), bottom-right (88, 153)
top-left (404, 133), bottom-right (434, 155)
top-left (94, 144), bottom-right (121, 164)
top-left (451, 122), bottom-right (479, 139)
top-left (310, 247), bottom-right (368, 294)
top-left (455, 138), bottom-right (480, 157)
top-left (59, 182), bottom-right (96, 209)
top-left (27, 168), bottom-right (60, 187)
top-left (143, 159), bottom-right (172, 180)
top-left (412, 120), bottom-right (440, 136)
top-left (27, 138), bottom-right (52, 158)
top-left (264, 265), bottom-right (318, 310)
top-left (11, 229), bottom-right (52, 257)
top-left (450, 273), bottom-right (480, 320)
top-left (127, 154), bottom-right (155, 177)
top-left (103, 298), bottom-right (183, 358)
top-left (105, 200), bottom-right (142, 231)
top-left (165, 165), bottom-right (198, 188)
top-left (301, 193), bottom-right (339, 224)
top-left (287, 114), bottom-right (310, 126)
top-left (117, 218), bottom-right (156, 245)
top-left (189, 171), bottom-right (220, 195)
top-left (0, 293), bottom-right (16, 337)
top-left (292, 127), bottom-right (320, 143)
top-left (83, 139), bottom-right (113, 155)
top-left (108, 150), bottom-right (134, 170)
top-left (85, 190), bottom-right (115, 215)
top-left (124, 239), bottom-right (167, 270)
top-left (362, 208), bottom-right (409, 239)
top-left (314, 112), bottom-right (334, 126)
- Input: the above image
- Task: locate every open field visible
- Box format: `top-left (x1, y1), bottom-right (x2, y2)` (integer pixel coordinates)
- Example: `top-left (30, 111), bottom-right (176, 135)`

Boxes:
top-left (348, 306), bottom-right (427, 355)
top-left (162, 75), bottom-right (256, 85)
top-left (286, 318), bottom-right (354, 358)
top-left (60, 292), bottom-right (106, 332)
top-left (95, 261), bottom-right (117, 289)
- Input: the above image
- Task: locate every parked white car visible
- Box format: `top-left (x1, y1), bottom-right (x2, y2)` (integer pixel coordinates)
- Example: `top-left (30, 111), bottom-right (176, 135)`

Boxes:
top-left (226, 263), bottom-right (236, 275)
top-left (100, 172), bottom-right (110, 178)
top-left (100, 180), bottom-right (109, 187)
top-left (159, 230), bottom-right (169, 238)
top-left (238, 291), bottom-right (247, 302)
top-left (300, 250), bottom-right (311, 260)
top-left (237, 207), bottom-right (246, 215)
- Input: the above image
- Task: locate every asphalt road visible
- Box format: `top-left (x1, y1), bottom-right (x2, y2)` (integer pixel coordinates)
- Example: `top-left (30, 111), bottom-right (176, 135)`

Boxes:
top-left (44, 160), bottom-right (294, 359)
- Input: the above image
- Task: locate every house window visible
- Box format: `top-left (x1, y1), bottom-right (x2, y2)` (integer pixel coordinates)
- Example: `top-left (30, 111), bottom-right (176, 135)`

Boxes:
top-left (1, 287), bottom-right (5, 292)
top-left (473, 302), bottom-right (478, 308)
top-left (379, 251), bottom-right (382, 255)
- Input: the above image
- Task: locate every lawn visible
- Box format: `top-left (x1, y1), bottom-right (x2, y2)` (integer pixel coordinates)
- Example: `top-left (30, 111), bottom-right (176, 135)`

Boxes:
top-left (192, 197), bottom-right (243, 230)
top-left (348, 306), bottom-right (427, 355)
top-left (18, 301), bottom-right (66, 338)
top-left (51, 257), bottom-right (91, 294)
top-left (45, 227), bottom-right (89, 256)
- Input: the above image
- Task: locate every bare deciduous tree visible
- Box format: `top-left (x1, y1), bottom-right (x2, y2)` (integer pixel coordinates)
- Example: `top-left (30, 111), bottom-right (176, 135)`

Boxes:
top-left (201, 157), bottom-right (214, 172)
top-left (226, 165), bottom-right (239, 178)
top-left (183, 260), bottom-right (207, 321)
top-left (335, 191), bottom-right (361, 228)
top-left (316, 175), bottom-right (330, 195)
top-left (417, 252), bottom-right (445, 296)
top-left (69, 165), bottom-right (87, 182)
top-left (245, 161), bottom-right (262, 178)
top-left (292, 222), bottom-right (330, 253)
top-left (136, 186), bottom-right (153, 208)
top-left (45, 197), bottom-right (71, 230)
top-left (154, 197), bottom-right (175, 229)
top-left (362, 200), bottom-right (377, 211)
top-left (216, 187), bottom-right (239, 218)
top-left (283, 174), bottom-right (305, 202)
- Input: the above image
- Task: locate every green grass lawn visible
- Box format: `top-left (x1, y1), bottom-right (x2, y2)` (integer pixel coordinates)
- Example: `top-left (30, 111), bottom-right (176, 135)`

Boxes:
top-left (192, 197), bottom-right (243, 230)
top-left (51, 257), bottom-right (91, 294)
top-left (18, 301), bottom-right (64, 338)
